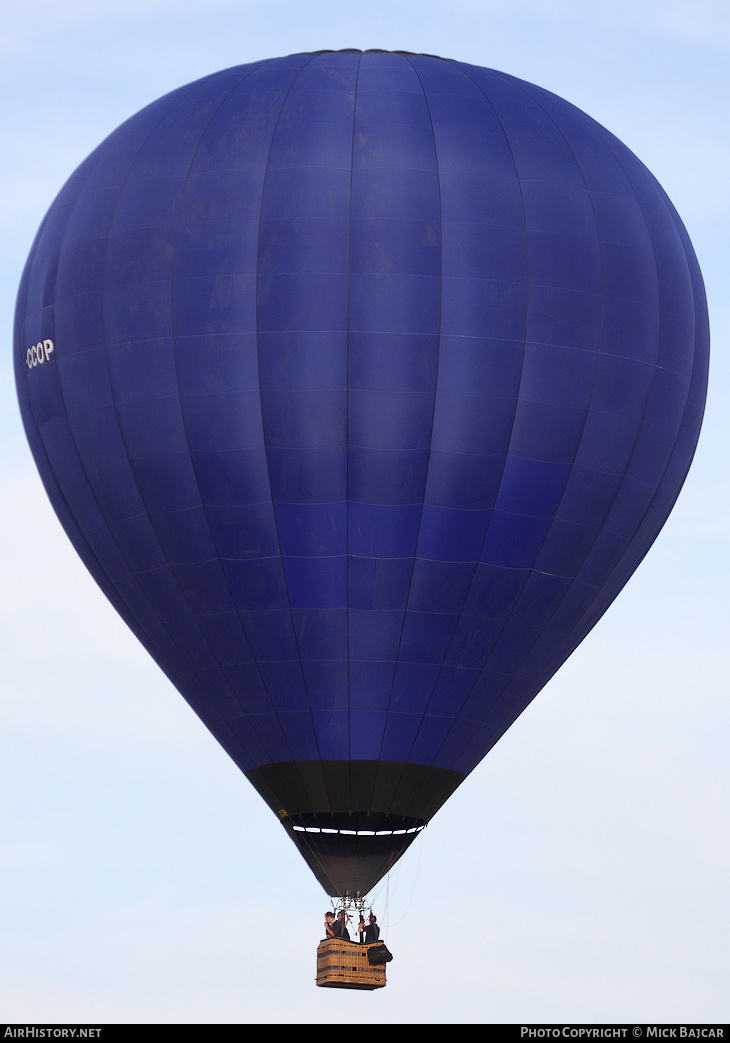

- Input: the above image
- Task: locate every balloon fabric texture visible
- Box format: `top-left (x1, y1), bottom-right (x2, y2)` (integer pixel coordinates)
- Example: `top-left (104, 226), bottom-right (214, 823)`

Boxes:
top-left (15, 51), bottom-right (709, 897)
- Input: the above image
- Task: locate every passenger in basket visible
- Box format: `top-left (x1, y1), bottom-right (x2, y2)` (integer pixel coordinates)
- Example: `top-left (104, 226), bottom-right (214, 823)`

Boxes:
top-left (335, 910), bottom-right (351, 941)
top-left (364, 914), bottom-right (380, 943)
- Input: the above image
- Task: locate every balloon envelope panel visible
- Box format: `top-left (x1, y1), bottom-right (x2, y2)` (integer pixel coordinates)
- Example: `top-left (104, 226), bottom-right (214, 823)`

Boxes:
top-left (15, 51), bottom-right (708, 895)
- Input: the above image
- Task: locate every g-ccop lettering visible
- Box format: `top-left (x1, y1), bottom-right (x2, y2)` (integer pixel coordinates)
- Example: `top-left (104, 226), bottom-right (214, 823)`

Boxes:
top-left (25, 339), bottom-right (55, 370)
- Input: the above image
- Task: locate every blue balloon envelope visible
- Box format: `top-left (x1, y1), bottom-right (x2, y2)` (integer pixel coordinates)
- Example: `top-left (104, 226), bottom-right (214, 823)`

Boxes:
top-left (15, 51), bottom-right (708, 896)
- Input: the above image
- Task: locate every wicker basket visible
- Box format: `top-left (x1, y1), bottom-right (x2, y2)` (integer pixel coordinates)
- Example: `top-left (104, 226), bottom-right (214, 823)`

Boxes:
top-left (316, 938), bottom-right (387, 990)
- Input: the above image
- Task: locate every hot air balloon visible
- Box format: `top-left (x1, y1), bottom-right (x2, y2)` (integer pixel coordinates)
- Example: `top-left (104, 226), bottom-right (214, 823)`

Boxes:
top-left (15, 50), bottom-right (708, 901)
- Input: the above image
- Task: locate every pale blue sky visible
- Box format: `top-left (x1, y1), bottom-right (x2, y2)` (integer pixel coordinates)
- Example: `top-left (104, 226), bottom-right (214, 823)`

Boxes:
top-left (1, 0), bottom-right (728, 1024)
